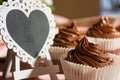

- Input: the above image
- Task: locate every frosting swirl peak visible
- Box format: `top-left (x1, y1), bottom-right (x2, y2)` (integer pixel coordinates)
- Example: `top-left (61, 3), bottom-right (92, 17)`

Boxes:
top-left (86, 17), bottom-right (120, 38)
top-left (66, 36), bottom-right (113, 68)
top-left (53, 21), bottom-right (84, 48)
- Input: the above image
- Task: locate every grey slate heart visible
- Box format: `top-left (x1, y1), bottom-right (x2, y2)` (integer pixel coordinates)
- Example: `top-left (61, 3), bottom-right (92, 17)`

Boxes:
top-left (6, 9), bottom-right (49, 58)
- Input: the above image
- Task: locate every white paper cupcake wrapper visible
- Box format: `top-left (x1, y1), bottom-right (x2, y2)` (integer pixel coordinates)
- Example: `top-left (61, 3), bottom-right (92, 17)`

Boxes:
top-left (60, 54), bottom-right (120, 80)
top-left (49, 46), bottom-right (73, 73)
top-left (49, 46), bottom-right (72, 61)
top-left (87, 37), bottom-right (120, 51)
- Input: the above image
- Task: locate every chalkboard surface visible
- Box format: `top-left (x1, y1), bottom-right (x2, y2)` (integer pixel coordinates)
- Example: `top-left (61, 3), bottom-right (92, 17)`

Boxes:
top-left (6, 9), bottom-right (49, 58)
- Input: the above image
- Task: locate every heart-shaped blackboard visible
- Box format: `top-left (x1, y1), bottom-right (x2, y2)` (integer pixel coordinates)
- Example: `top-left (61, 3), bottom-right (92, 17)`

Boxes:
top-left (6, 9), bottom-right (49, 58)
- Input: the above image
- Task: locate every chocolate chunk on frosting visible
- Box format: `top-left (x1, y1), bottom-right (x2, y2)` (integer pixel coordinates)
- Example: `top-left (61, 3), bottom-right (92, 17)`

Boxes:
top-left (53, 21), bottom-right (84, 48)
top-left (86, 17), bottom-right (120, 38)
top-left (65, 36), bottom-right (113, 68)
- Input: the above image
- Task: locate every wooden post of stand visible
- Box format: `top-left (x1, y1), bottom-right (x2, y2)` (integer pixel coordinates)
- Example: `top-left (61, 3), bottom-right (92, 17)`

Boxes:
top-left (47, 59), bottom-right (59, 80)
top-left (13, 56), bottom-right (20, 80)
top-left (2, 49), bottom-right (15, 79)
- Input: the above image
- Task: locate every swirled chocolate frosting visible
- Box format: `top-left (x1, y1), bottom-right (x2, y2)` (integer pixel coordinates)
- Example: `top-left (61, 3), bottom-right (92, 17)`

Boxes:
top-left (86, 17), bottom-right (120, 38)
top-left (53, 21), bottom-right (84, 48)
top-left (65, 37), bottom-right (113, 68)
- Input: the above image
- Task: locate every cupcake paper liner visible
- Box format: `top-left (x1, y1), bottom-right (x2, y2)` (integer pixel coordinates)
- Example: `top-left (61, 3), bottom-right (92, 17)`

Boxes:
top-left (87, 37), bottom-right (120, 52)
top-left (49, 46), bottom-right (72, 61)
top-left (49, 46), bottom-right (72, 73)
top-left (60, 53), bottom-right (120, 80)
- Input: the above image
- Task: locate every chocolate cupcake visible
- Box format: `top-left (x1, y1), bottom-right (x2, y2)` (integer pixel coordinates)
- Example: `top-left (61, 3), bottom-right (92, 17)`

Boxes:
top-left (86, 17), bottom-right (120, 54)
top-left (53, 20), bottom-right (84, 48)
top-left (60, 37), bottom-right (120, 80)
top-left (49, 21), bottom-right (84, 73)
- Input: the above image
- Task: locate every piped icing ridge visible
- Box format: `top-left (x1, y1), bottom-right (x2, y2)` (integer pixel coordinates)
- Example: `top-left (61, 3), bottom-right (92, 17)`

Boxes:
top-left (65, 36), bottom-right (113, 68)
top-left (53, 21), bottom-right (84, 48)
top-left (86, 17), bottom-right (120, 38)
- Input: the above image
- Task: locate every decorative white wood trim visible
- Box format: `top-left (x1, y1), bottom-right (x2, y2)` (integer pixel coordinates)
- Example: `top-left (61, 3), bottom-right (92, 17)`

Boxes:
top-left (0, 0), bottom-right (56, 67)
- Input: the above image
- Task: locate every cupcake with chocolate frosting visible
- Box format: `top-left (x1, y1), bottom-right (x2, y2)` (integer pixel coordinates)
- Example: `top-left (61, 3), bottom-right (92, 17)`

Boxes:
top-left (86, 17), bottom-right (120, 54)
top-left (49, 21), bottom-right (84, 73)
top-left (53, 20), bottom-right (84, 48)
top-left (60, 36), bottom-right (120, 80)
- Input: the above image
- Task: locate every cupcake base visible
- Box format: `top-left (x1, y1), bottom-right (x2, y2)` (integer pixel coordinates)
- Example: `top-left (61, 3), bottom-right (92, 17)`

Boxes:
top-left (87, 36), bottom-right (120, 55)
top-left (49, 46), bottom-right (72, 73)
top-left (60, 54), bottom-right (120, 80)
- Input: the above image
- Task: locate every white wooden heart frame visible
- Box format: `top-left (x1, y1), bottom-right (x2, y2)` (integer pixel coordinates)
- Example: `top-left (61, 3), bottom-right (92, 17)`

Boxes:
top-left (0, 0), bottom-right (55, 67)
top-left (0, 0), bottom-right (59, 80)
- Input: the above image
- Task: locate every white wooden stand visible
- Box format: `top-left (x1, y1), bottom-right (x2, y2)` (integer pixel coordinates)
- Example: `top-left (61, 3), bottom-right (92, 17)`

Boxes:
top-left (2, 49), bottom-right (59, 80)
top-left (0, 0), bottom-right (60, 80)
